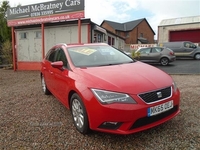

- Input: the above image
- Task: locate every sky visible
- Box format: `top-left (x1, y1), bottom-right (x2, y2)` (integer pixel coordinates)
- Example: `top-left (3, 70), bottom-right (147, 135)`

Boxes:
top-left (7, 0), bottom-right (200, 39)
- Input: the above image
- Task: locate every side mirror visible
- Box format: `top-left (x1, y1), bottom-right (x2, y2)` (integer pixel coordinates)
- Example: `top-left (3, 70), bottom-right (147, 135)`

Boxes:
top-left (51, 61), bottom-right (63, 70)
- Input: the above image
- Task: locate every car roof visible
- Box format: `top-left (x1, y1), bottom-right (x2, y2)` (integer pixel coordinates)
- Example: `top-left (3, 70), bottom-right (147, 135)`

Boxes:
top-left (139, 46), bottom-right (163, 49)
top-left (136, 46), bottom-right (164, 52)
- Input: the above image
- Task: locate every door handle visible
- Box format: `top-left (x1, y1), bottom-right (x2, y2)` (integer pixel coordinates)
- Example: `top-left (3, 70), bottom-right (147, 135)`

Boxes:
top-left (49, 70), bottom-right (53, 75)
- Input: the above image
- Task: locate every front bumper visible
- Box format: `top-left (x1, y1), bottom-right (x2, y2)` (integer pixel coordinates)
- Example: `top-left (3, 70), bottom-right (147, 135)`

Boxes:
top-left (85, 89), bottom-right (180, 135)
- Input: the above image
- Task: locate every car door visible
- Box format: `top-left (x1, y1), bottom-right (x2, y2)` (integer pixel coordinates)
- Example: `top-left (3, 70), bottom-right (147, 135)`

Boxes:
top-left (139, 48), bottom-right (151, 62)
top-left (149, 47), bottom-right (162, 62)
top-left (43, 48), bottom-right (57, 93)
top-left (52, 48), bottom-right (71, 105)
top-left (183, 42), bottom-right (196, 55)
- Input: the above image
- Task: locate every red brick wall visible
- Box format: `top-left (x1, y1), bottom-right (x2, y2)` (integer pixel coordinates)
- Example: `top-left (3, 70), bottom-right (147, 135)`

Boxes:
top-left (101, 22), bottom-right (116, 33)
top-left (102, 20), bottom-right (155, 44)
top-left (137, 20), bottom-right (155, 44)
top-left (126, 20), bottom-right (155, 44)
top-left (125, 29), bottom-right (137, 44)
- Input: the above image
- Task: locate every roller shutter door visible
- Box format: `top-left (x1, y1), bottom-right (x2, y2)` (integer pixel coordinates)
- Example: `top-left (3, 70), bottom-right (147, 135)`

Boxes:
top-left (170, 29), bottom-right (200, 43)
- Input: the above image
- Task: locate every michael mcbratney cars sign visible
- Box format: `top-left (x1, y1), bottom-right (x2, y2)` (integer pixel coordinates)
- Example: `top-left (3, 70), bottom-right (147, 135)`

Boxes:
top-left (7, 0), bottom-right (85, 27)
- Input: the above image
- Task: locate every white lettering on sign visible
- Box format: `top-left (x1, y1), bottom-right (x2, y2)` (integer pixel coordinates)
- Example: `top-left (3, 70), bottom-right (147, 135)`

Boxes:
top-left (31, 5), bottom-right (40, 12)
top-left (9, 6), bottom-right (31, 15)
top-left (30, 12), bottom-right (40, 17)
top-left (65, 0), bottom-right (81, 7)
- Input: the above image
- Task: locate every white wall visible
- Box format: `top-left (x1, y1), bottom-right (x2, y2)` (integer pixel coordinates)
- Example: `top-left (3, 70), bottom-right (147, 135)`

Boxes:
top-left (16, 28), bottom-right (42, 61)
top-left (16, 24), bottom-right (88, 62)
top-left (106, 33), bottom-right (125, 50)
top-left (44, 25), bottom-right (88, 54)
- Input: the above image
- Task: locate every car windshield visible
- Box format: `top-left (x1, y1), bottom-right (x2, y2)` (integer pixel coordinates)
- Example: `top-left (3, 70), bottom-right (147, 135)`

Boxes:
top-left (68, 45), bottom-right (134, 67)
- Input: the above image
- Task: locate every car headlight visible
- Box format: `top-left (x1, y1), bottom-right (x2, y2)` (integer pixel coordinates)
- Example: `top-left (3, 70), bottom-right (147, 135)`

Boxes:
top-left (91, 89), bottom-right (137, 104)
top-left (172, 81), bottom-right (178, 93)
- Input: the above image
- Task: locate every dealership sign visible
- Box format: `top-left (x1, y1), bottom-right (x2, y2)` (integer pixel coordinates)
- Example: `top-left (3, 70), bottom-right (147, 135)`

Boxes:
top-left (7, 0), bottom-right (85, 27)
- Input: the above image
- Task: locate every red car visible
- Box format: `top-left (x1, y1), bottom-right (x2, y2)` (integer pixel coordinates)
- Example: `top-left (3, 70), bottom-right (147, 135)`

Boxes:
top-left (40, 43), bottom-right (180, 135)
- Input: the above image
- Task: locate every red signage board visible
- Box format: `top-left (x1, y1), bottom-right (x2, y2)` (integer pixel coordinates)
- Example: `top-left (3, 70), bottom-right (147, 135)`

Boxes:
top-left (7, 0), bottom-right (85, 27)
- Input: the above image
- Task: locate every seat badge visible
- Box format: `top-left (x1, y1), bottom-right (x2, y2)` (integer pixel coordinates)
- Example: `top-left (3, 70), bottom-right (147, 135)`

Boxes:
top-left (157, 92), bottom-right (162, 98)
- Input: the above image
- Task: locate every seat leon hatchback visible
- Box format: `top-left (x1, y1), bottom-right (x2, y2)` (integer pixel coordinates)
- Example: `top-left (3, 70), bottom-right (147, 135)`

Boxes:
top-left (40, 43), bottom-right (180, 135)
top-left (135, 47), bottom-right (176, 66)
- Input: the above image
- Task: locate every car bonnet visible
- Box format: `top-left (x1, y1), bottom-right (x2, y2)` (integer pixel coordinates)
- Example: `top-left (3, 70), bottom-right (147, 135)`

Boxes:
top-left (75, 61), bottom-right (173, 95)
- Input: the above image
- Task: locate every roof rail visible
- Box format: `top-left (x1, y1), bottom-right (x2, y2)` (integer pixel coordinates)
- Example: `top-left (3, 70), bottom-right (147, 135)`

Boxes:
top-left (83, 43), bottom-right (108, 45)
top-left (55, 43), bottom-right (67, 46)
top-left (55, 43), bottom-right (108, 47)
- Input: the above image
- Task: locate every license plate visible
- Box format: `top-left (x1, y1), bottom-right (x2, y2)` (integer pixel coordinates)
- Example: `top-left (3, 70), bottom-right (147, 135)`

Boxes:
top-left (147, 100), bottom-right (173, 117)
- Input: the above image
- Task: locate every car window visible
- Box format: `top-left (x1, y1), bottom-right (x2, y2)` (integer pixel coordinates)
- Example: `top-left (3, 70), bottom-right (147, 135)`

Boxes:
top-left (67, 45), bottom-right (134, 67)
top-left (55, 48), bottom-right (68, 68)
top-left (184, 42), bottom-right (196, 48)
top-left (47, 49), bottom-right (57, 62)
top-left (140, 48), bottom-right (151, 54)
top-left (152, 48), bottom-right (162, 53)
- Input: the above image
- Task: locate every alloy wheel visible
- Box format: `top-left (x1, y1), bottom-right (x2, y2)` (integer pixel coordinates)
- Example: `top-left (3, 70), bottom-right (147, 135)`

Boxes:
top-left (72, 99), bottom-right (84, 129)
top-left (160, 58), bottom-right (169, 66)
top-left (195, 54), bottom-right (200, 60)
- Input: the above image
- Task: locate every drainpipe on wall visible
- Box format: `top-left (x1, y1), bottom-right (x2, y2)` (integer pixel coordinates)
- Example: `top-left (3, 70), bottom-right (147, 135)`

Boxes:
top-left (12, 27), bottom-right (16, 71)
top-left (78, 19), bottom-right (81, 43)
top-left (42, 23), bottom-right (45, 59)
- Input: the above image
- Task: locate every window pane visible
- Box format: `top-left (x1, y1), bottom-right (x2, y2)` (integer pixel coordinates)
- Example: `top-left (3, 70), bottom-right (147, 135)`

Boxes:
top-left (112, 38), bottom-right (115, 46)
top-left (55, 49), bottom-right (68, 67)
top-left (20, 32), bottom-right (27, 39)
top-left (48, 51), bottom-right (57, 62)
top-left (108, 36), bottom-right (111, 45)
top-left (35, 31), bottom-right (42, 39)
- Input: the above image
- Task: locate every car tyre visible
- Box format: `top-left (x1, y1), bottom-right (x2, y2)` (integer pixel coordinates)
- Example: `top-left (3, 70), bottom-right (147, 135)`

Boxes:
top-left (160, 57), bottom-right (169, 66)
top-left (70, 93), bottom-right (90, 134)
top-left (194, 53), bottom-right (200, 60)
top-left (41, 74), bottom-right (51, 95)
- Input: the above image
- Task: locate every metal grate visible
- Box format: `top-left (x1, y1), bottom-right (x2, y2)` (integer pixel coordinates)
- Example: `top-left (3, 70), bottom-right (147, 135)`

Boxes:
top-left (139, 87), bottom-right (171, 103)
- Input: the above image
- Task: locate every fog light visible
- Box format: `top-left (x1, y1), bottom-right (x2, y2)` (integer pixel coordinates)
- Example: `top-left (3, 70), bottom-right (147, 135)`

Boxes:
top-left (99, 122), bottom-right (122, 130)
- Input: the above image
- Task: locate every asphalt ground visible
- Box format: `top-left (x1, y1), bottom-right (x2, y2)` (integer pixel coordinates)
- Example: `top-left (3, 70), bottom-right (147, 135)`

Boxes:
top-left (149, 58), bottom-right (200, 74)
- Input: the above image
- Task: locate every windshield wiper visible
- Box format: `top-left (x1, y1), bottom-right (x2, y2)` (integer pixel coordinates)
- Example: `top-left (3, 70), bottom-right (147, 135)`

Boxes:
top-left (97, 62), bottom-right (134, 67)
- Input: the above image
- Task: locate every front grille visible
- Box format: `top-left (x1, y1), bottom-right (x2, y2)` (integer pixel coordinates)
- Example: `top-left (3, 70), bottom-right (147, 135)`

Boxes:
top-left (139, 87), bottom-right (171, 103)
top-left (129, 105), bottom-right (178, 130)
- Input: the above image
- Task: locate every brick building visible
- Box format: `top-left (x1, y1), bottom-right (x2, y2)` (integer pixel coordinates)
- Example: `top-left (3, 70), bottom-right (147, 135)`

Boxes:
top-left (101, 18), bottom-right (155, 44)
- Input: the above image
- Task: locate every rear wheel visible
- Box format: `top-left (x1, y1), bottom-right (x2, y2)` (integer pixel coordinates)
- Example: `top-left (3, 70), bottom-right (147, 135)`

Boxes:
top-left (160, 57), bottom-right (169, 66)
top-left (41, 75), bottom-right (51, 95)
top-left (70, 93), bottom-right (89, 134)
top-left (194, 53), bottom-right (200, 60)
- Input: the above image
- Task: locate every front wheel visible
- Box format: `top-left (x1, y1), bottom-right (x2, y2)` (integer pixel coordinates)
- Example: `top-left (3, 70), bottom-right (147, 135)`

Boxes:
top-left (194, 53), bottom-right (200, 60)
top-left (70, 93), bottom-right (90, 134)
top-left (160, 57), bottom-right (169, 66)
